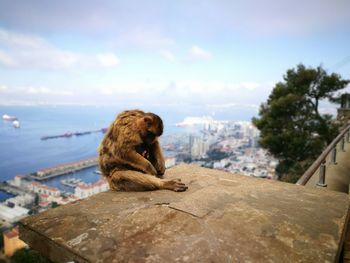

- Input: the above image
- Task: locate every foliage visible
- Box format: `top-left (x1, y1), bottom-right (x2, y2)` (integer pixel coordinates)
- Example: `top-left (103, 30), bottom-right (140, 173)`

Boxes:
top-left (51, 202), bottom-right (59, 208)
top-left (11, 248), bottom-right (52, 263)
top-left (253, 64), bottom-right (349, 182)
top-left (34, 194), bottom-right (39, 206)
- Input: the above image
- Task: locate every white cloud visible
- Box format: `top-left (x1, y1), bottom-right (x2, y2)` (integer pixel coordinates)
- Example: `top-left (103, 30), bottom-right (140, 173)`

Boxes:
top-left (0, 85), bottom-right (9, 92)
top-left (0, 28), bottom-right (47, 49)
top-left (160, 50), bottom-right (175, 61)
top-left (26, 86), bottom-right (73, 96)
top-left (96, 53), bottom-right (120, 67)
top-left (114, 28), bottom-right (176, 49)
top-left (207, 102), bottom-right (259, 110)
top-left (0, 84), bottom-right (73, 96)
top-left (187, 46), bottom-right (212, 62)
top-left (0, 50), bottom-right (16, 66)
top-left (0, 28), bottom-right (120, 70)
top-left (239, 82), bottom-right (261, 91)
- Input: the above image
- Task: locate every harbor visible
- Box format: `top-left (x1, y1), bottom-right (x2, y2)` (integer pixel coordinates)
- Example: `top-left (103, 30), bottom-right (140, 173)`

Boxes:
top-left (31, 157), bottom-right (99, 180)
top-left (40, 128), bottom-right (107, 140)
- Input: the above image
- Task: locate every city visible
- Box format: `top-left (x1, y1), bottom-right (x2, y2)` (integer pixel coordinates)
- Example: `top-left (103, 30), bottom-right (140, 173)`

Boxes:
top-left (0, 117), bottom-right (276, 257)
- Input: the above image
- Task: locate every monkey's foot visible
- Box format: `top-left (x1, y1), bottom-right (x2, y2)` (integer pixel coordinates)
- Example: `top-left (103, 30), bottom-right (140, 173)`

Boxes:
top-left (163, 179), bottom-right (188, 192)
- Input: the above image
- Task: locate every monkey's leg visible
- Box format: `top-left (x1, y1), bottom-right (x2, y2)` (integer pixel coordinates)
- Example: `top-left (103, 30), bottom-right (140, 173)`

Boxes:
top-left (149, 141), bottom-right (166, 176)
top-left (109, 170), bottom-right (188, 192)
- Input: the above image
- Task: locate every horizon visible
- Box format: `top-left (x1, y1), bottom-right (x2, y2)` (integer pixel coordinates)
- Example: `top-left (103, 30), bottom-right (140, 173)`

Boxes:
top-left (0, 0), bottom-right (350, 114)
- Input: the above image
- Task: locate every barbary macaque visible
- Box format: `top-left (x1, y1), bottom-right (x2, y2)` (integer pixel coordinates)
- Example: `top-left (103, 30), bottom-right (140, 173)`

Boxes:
top-left (99, 110), bottom-right (188, 192)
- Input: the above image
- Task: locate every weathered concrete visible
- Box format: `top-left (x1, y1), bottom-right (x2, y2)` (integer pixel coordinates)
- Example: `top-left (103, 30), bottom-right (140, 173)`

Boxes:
top-left (19, 164), bottom-right (350, 263)
top-left (306, 137), bottom-right (350, 193)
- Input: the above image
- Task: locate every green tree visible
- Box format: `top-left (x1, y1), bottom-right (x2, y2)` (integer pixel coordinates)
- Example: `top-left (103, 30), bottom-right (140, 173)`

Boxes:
top-left (253, 64), bottom-right (349, 183)
top-left (50, 202), bottom-right (59, 208)
top-left (11, 248), bottom-right (52, 263)
top-left (34, 194), bottom-right (39, 206)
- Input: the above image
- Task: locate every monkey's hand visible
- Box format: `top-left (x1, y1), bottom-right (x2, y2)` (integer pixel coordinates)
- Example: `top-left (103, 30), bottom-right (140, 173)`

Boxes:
top-left (145, 162), bottom-right (158, 176)
top-left (153, 160), bottom-right (166, 177)
top-left (121, 151), bottom-right (158, 176)
top-left (150, 141), bottom-right (166, 177)
top-left (162, 179), bottom-right (188, 192)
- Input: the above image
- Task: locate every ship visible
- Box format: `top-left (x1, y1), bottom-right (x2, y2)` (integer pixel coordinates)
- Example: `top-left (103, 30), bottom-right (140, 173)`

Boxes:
top-left (61, 178), bottom-right (82, 188)
top-left (2, 114), bottom-right (18, 121)
top-left (12, 120), bottom-right (20, 128)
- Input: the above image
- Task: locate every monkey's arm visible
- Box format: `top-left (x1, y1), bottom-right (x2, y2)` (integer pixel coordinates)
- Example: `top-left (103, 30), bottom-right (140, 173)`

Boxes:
top-left (149, 140), bottom-right (166, 176)
top-left (108, 170), bottom-right (188, 192)
top-left (119, 150), bottom-right (158, 175)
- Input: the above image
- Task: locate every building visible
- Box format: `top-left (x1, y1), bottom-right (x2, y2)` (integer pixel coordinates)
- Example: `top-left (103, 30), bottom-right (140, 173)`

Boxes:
top-left (4, 194), bottom-right (34, 207)
top-left (9, 175), bottom-right (26, 188)
top-left (3, 226), bottom-right (27, 257)
top-left (74, 178), bottom-right (109, 199)
top-left (39, 193), bottom-right (78, 207)
top-left (165, 157), bottom-right (176, 168)
top-left (25, 181), bottom-right (60, 197)
top-left (0, 205), bottom-right (29, 224)
top-left (189, 135), bottom-right (209, 158)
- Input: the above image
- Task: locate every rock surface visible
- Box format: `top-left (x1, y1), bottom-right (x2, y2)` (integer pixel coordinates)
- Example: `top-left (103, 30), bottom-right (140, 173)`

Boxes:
top-left (19, 164), bottom-right (350, 263)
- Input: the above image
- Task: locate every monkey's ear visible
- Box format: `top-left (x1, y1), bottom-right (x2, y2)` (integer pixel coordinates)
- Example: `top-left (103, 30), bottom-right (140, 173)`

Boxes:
top-left (143, 116), bottom-right (153, 126)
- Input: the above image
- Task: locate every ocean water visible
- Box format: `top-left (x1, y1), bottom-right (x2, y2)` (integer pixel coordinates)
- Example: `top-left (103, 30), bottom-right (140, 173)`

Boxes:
top-left (0, 105), bottom-right (255, 185)
top-left (0, 190), bottom-right (15, 201)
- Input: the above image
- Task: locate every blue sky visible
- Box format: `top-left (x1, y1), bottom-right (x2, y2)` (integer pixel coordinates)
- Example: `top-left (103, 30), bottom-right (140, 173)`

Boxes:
top-left (0, 0), bottom-right (349, 116)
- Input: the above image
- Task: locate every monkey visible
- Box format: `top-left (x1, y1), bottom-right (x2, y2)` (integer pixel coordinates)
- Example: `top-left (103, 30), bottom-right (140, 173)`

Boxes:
top-left (98, 109), bottom-right (188, 192)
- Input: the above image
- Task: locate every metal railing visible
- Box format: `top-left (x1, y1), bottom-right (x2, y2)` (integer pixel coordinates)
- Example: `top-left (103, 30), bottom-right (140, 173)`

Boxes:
top-left (296, 124), bottom-right (350, 186)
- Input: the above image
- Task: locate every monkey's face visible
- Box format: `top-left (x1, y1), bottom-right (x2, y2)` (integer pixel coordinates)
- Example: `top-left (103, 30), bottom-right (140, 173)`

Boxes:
top-left (145, 130), bottom-right (157, 145)
top-left (138, 113), bottom-right (163, 145)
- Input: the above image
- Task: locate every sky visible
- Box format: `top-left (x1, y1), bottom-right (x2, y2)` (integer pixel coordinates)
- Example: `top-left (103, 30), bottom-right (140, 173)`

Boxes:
top-left (0, 0), bottom-right (350, 117)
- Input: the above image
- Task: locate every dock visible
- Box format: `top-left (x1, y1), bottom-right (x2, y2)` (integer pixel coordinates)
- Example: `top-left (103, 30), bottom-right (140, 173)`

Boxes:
top-left (30, 157), bottom-right (99, 181)
top-left (40, 128), bottom-right (107, 140)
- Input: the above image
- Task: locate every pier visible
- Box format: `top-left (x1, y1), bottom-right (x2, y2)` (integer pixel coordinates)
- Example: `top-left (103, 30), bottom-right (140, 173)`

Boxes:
top-left (40, 128), bottom-right (107, 140)
top-left (31, 157), bottom-right (99, 181)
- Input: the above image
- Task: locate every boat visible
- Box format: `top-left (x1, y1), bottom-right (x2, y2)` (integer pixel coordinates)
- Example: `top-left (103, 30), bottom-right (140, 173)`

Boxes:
top-left (94, 170), bottom-right (102, 174)
top-left (61, 178), bottom-right (82, 187)
top-left (12, 120), bottom-right (20, 128)
top-left (2, 114), bottom-right (17, 121)
top-left (75, 131), bottom-right (91, 136)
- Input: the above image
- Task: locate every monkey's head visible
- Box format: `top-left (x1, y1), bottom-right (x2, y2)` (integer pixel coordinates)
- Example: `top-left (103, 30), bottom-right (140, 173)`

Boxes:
top-left (138, 113), bottom-right (163, 145)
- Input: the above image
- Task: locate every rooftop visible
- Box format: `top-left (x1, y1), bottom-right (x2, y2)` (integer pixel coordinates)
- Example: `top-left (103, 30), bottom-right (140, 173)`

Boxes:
top-left (19, 164), bottom-right (350, 262)
top-left (4, 227), bottom-right (19, 239)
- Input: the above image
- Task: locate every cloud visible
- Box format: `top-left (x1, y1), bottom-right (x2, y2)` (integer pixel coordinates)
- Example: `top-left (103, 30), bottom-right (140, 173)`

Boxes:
top-left (160, 50), bottom-right (175, 61)
top-left (1, 0), bottom-right (349, 39)
top-left (187, 46), bottom-right (212, 62)
top-left (0, 85), bottom-right (9, 92)
top-left (26, 86), bottom-right (73, 96)
top-left (113, 28), bottom-right (176, 49)
top-left (207, 103), bottom-right (259, 109)
top-left (0, 50), bottom-right (16, 66)
top-left (0, 28), bottom-right (120, 70)
top-left (0, 84), bottom-right (73, 96)
top-left (239, 82), bottom-right (261, 91)
top-left (96, 53), bottom-right (120, 67)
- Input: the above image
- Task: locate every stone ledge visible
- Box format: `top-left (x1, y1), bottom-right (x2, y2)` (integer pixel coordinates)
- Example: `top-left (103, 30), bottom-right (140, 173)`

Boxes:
top-left (19, 164), bottom-right (350, 263)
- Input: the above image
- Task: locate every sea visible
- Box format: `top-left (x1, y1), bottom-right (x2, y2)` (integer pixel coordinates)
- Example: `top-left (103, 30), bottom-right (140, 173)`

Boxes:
top-left (0, 105), bottom-right (256, 199)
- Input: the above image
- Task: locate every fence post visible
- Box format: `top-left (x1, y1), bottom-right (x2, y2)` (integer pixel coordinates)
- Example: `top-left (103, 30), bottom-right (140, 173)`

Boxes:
top-left (316, 160), bottom-right (327, 187)
top-left (330, 147), bottom-right (337, 164)
top-left (341, 137), bottom-right (346, 152)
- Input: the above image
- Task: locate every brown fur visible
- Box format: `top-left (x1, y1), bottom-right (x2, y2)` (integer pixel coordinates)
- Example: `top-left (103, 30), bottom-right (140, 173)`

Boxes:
top-left (99, 109), bottom-right (188, 192)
